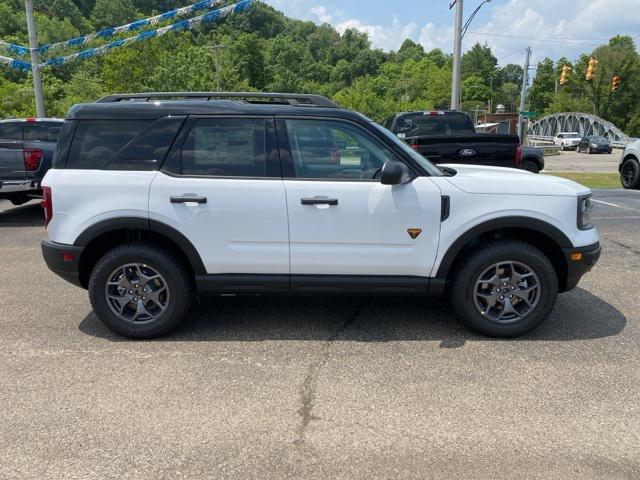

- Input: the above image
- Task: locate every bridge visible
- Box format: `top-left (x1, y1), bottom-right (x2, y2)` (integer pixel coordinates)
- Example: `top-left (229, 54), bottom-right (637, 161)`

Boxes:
top-left (527, 112), bottom-right (630, 147)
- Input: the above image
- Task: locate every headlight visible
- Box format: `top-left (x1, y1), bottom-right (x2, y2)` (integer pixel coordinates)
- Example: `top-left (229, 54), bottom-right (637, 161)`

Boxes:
top-left (590, 143), bottom-right (598, 148)
top-left (577, 194), bottom-right (594, 230)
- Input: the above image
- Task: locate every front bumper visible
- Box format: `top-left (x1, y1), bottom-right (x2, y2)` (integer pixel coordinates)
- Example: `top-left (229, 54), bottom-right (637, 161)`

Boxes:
top-left (562, 241), bottom-right (601, 292)
top-left (41, 240), bottom-right (84, 288)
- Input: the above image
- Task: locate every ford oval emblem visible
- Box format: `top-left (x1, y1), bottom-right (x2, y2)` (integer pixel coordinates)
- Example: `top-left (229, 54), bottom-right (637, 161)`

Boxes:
top-left (459, 148), bottom-right (477, 157)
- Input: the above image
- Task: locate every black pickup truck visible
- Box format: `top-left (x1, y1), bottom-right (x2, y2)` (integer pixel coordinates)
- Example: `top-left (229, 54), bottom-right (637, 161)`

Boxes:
top-left (382, 111), bottom-right (544, 173)
top-left (0, 118), bottom-right (63, 205)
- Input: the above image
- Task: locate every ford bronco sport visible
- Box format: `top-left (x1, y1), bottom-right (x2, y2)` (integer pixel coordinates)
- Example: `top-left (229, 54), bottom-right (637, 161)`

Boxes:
top-left (41, 92), bottom-right (601, 338)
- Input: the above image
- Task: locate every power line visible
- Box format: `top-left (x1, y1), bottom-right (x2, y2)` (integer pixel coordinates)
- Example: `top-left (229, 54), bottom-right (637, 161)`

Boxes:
top-left (465, 31), bottom-right (605, 48)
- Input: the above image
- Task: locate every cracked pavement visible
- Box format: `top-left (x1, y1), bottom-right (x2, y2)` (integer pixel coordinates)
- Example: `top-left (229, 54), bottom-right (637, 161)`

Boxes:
top-left (1, 189), bottom-right (639, 479)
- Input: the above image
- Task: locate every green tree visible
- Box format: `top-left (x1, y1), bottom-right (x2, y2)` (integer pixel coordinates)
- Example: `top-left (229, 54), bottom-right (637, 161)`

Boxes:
top-left (90, 0), bottom-right (136, 30)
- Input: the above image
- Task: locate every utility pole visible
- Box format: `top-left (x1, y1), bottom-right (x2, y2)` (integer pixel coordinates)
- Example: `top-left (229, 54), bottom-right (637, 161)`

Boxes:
top-left (517, 46), bottom-right (531, 143)
top-left (450, 0), bottom-right (463, 110)
top-left (206, 44), bottom-right (226, 91)
top-left (24, 0), bottom-right (45, 117)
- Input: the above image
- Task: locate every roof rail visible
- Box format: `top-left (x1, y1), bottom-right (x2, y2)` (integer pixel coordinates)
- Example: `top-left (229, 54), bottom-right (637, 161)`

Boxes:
top-left (95, 92), bottom-right (339, 108)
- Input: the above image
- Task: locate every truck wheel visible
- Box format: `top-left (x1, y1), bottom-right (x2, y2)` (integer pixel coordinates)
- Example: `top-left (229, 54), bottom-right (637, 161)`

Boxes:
top-left (88, 242), bottom-right (193, 339)
top-left (521, 160), bottom-right (540, 174)
top-left (450, 240), bottom-right (558, 337)
top-left (620, 158), bottom-right (640, 189)
top-left (9, 194), bottom-right (29, 206)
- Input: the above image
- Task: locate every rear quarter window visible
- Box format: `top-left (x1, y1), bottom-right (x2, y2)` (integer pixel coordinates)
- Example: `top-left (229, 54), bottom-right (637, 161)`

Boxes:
top-left (66, 120), bottom-right (152, 169)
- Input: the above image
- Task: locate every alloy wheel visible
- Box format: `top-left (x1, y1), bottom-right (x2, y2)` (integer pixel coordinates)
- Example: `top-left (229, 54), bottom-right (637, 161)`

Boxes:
top-left (473, 261), bottom-right (541, 323)
top-left (104, 263), bottom-right (170, 323)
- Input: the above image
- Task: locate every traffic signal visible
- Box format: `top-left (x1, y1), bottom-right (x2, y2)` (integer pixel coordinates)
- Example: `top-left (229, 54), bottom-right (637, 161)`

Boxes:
top-left (611, 75), bottom-right (621, 92)
top-left (585, 57), bottom-right (598, 80)
top-left (559, 65), bottom-right (571, 85)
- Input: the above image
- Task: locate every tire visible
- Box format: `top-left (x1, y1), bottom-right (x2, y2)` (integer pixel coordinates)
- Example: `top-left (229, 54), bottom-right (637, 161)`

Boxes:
top-left (9, 194), bottom-right (29, 206)
top-left (587, 147), bottom-right (592, 154)
top-left (450, 240), bottom-right (558, 337)
top-left (620, 157), bottom-right (640, 189)
top-left (88, 242), bottom-right (193, 339)
top-left (521, 160), bottom-right (540, 174)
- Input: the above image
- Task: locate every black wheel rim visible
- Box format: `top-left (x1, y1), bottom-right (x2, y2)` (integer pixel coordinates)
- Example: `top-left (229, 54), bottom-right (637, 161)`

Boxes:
top-left (473, 261), bottom-right (541, 324)
top-left (105, 263), bottom-right (170, 324)
top-left (621, 162), bottom-right (638, 187)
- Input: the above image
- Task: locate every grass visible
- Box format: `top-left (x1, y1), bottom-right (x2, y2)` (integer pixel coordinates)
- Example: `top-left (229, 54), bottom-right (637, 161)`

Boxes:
top-left (545, 172), bottom-right (621, 189)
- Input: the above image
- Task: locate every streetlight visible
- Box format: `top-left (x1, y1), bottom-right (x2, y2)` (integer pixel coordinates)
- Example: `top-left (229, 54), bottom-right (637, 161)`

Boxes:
top-left (450, 0), bottom-right (492, 111)
top-left (462, 0), bottom-right (492, 39)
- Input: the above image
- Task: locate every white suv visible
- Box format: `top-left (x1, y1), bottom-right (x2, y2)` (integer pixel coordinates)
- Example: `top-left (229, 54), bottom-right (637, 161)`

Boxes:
top-left (554, 132), bottom-right (581, 150)
top-left (41, 92), bottom-right (601, 338)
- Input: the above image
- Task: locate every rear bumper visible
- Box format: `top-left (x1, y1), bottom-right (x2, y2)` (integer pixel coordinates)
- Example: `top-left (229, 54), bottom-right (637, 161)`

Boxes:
top-left (41, 240), bottom-right (84, 288)
top-left (0, 179), bottom-right (39, 194)
top-left (562, 241), bottom-right (601, 292)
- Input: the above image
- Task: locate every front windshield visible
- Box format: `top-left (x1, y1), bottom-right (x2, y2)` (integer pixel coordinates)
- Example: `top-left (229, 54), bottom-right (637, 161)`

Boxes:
top-left (371, 122), bottom-right (443, 176)
top-left (590, 136), bottom-right (608, 142)
top-left (566, 133), bottom-right (580, 138)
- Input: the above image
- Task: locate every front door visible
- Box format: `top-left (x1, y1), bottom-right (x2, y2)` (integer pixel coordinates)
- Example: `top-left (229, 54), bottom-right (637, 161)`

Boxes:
top-left (149, 116), bottom-right (289, 276)
top-left (277, 118), bottom-right (442, 286)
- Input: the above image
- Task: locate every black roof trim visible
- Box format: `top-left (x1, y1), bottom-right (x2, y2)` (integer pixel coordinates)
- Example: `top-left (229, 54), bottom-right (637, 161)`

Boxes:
top-left (96, 92), bottom-right (339, 108)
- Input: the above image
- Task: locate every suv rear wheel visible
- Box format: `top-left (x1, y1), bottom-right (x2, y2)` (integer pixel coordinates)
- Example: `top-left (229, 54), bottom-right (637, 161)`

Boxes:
top-left (521, 160), bottom-right (540, 174)
top-left (450, 240), bottom-right (558, 337)
top-left (620, 157), bottom-right (640, 189)
top-left (88, 243), bottom-right (193, 339)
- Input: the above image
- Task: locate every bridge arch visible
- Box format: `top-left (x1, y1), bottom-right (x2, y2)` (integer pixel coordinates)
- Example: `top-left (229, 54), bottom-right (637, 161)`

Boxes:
top-left (528, 112), bottom-right (629, 146)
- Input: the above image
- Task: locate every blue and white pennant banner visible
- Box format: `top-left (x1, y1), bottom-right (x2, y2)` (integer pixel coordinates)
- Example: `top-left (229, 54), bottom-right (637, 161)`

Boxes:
top-left (0, 54), bottom-right (31, 71)
top-left (36, 0), bottom-right (226, 55)
top-left (0, 0), bottom-right (252, 71)
top-left (0, 41), bottom-right (29, 56)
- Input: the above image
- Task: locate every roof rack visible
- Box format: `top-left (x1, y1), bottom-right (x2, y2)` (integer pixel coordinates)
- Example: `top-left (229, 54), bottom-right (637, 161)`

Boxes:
top-left (95, 92), bottom-right (339, 108)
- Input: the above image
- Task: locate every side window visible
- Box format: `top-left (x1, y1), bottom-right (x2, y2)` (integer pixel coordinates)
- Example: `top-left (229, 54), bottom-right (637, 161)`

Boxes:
top-left (66, 120), bottom-right (151, 169)
top-left (0, 123), bottom-right (22, 140)
top-left (284, 119), bottom-right (394, 180)
top-left (180, 118), bottom-right (267, 177)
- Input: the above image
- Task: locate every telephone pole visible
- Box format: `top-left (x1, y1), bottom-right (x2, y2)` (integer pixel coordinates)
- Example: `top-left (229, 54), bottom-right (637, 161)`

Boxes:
top-left (24, 0), bottom-right (45, 117)
top-left (450, 0), bottom-right (463, 110)
top-left (517, 46), bottom-right (532, 142)
top-left (206, 44), bottom-right (226, 91)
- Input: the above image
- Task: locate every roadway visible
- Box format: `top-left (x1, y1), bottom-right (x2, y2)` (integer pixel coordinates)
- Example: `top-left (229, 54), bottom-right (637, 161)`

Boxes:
top-left (0, 192), bottom-right (639, 479)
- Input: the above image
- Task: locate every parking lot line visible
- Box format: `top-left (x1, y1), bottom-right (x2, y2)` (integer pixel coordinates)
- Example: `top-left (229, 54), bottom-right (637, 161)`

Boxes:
top-left (592, 199), bottom-right (640, 212)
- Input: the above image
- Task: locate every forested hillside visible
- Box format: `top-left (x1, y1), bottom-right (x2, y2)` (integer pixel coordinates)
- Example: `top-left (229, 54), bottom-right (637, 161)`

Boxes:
top-left (0, 0), bottom-right (639, 135)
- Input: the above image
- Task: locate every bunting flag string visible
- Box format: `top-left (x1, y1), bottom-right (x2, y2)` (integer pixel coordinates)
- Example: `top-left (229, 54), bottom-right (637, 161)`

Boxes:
top-left (36, 0), bottom-right (226, 55)
top-left (0, 0), bottom-right (252, 71)
top-left (0, 41), bottom-right (29, 56)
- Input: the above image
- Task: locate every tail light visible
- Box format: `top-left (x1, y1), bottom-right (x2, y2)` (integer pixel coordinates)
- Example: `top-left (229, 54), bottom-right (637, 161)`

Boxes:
top-left (410, 143), bottom-right (419, 151)
top-left (514, 144), bottom-right (522, 167)
top-left (41, 186), bottom-right (52, 227)
top-left (23, 148), bottom-right (42, 171)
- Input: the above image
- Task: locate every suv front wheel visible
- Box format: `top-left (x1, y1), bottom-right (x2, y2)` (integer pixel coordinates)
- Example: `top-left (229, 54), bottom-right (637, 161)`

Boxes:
top-left (88, 243), bottom-right (193, 339)
top-left (450, 240), bottom-right (558, 337)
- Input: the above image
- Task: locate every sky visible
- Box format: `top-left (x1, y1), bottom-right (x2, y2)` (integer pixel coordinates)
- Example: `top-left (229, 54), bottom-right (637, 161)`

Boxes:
top-left (264, 0), bottom-right (640, 67)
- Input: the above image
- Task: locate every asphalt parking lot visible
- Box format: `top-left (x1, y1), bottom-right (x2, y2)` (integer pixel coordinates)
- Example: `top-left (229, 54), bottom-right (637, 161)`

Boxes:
top-left (1, 189), bottom-right (639, 479)
top-left (543, 150), bottom-right (621, 173)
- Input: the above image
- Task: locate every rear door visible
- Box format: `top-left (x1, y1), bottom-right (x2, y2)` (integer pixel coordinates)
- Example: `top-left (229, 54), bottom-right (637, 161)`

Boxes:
top-left (277, 117), bottom-right (442, 290)
top-left (149, 116), bottom-right (290, 277)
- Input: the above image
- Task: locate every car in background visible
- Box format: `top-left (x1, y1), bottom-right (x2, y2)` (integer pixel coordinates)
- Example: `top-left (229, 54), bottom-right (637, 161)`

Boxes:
top-left (620, 139), bottom-right (640, 189)
top-left (553, 132), bottom-right (581, 150)
top-left (577, 135), bottom-right (612, 154)
top-left (0, 118), bottom-right (63, 205)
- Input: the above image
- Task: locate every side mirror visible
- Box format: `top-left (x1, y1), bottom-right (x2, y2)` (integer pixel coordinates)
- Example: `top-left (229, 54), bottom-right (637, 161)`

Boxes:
top-left (380, 160), bottom-right (412, 185)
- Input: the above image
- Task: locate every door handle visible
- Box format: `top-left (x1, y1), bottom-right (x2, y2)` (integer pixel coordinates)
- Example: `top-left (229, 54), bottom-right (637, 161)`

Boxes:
top-left (301, 197), bottom-right (338, 206)
top-left (170, 195), bottom-right (207, 204)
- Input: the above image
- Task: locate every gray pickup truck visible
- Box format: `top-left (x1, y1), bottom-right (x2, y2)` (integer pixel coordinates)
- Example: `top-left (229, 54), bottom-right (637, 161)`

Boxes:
top-left (0, 118), bottom-right (63, 205)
